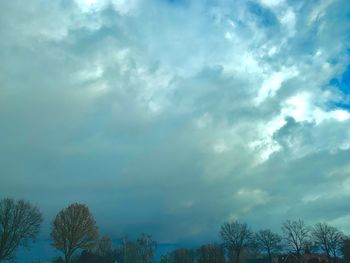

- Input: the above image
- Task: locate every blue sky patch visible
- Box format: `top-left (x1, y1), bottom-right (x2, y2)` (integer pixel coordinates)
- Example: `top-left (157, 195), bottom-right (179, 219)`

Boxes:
top-left (329, 64), bottom-right (350, 95)
top-left (247, 1), bottom-right (278, 27)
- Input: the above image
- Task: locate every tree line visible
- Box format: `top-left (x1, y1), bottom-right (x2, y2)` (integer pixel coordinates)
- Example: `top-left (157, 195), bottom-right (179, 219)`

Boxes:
top-left (1, 198), bottom-right (350, 263)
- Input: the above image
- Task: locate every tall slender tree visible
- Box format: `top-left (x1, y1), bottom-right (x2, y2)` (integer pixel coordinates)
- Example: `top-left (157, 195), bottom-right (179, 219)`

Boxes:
top-left (137, 233), bottom-right (156, 263)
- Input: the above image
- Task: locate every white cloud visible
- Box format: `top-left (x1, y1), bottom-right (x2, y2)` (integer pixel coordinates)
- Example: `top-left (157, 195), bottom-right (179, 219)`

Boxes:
top-left (259, 0), bottom-right (285, 7)
top-left (255, 67), bottom-right (299, 104)
top-left (111, 0), bottom-right (140, 15)
top-left (281, 92), bottom-right (350, 124)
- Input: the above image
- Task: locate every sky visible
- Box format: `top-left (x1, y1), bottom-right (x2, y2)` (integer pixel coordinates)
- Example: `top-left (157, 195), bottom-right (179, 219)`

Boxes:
top-left (1, 0), bottom-right (350, 252)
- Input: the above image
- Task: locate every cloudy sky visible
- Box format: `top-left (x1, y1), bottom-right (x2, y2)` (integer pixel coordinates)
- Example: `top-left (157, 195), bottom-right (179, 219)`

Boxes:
top-left (1, 0), bottom-right (350, 248)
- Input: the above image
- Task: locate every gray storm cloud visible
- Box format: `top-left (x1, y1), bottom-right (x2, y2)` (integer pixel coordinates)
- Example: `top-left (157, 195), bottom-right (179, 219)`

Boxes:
top-left (1, 0), bottom-right (350, 244)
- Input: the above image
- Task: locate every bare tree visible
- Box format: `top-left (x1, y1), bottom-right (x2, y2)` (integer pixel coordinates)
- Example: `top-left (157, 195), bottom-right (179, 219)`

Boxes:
top-left (51, 203), bottom-right (98, 263)
top-left (137, 233), bottom-right (156, 263)
top-left (341, 239), bottom-right (350, 263)
top-left (197, 244), bottom-right (225, 263)
top-left (97, 235), bottom-right (112, 253)
top-left (312, 223), bottom-right (333, 262)
top-left (0, 198), bottom-right (43, 262)
top-left (96, 235), bottom-right (114, 258)
top-left (168, 248), bottom-right (196, 263)
top-left (282, 219), bottom-right (310, 260)
top-left (220, 220), bottom-right (252, 263)
top-left (330, 230), bottom-right (346, 262)
top-left (123, 238), bottom-right (142, 263)
top-left (255, 229), bottom-right (282, 263)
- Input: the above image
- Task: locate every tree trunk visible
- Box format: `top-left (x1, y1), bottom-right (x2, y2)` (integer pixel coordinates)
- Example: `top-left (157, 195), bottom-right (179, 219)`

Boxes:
top-left (268, 250), bottom-right (272, 263)
top-left (296, 249), bottom-right (302, 263)
top-left (235, 250), bottom-right (240, 263)
top-left (65, 251), bottom-right (72, 263)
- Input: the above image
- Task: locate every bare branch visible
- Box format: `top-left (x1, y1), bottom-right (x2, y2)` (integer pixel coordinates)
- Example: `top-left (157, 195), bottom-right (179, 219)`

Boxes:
top-left (0, 198), bottom-right (43, 261)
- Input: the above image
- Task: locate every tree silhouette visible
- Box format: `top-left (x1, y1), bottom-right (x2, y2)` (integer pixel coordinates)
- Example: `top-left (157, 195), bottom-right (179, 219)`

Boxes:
top-left (282, 219), bottom-right (310, 261)
top-left (220, 220), bottom-right (252, 263)
top-left (341, 239), bottom-right (350, 262)
top-left (137, 233), bottom-right (156, 263)
top-left (169, 248), bottom-right (196, 263)
top-left (255, 229), bottom-right (282, 263)
top-left (51, 203), bottom-right (98, 263)
top-left (197, 244), bottom-right (225, 263)
top-left (0, 198), bottom-right (43, 261)
top-left (95, 235), bottom-right (117, 263)
top-left (312, 222), bottom-right (345, 263)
